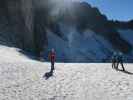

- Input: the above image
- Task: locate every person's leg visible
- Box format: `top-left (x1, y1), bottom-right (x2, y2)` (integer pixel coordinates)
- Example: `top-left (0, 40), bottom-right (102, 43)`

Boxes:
top-left (120, 61), bottom-right (125, 71)
top-left (115, 61), bottom-right (119, 70)
top-left (50, 62), bottom-right (53, 71)
top-left (112, 60), bottom-right (114, 69)
top-left (114, 60), bottom-right (117, 69)
top-left (51, 61), bottom-right (55, 71)
top-left (53, 62), bottom-right (55, 70)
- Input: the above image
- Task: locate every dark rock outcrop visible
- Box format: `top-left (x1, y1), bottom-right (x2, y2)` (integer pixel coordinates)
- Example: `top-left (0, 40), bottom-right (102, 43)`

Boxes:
top-left (0, 0), bottom-right (48, 57)
top-left (0, 0), bottom-right (132, 58)
top-left (51, 2), bottom-right (132, 53)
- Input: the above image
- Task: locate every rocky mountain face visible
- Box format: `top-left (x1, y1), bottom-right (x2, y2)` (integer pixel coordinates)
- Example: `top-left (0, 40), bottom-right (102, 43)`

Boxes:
top-left (0, 1), bottom-right (133, 61)
top-left (50, 2), bottom-right (133, 53)
top-left (0, 0), bottom-right (49, 57)
top-left (44, 2), bottom-right (133, 62)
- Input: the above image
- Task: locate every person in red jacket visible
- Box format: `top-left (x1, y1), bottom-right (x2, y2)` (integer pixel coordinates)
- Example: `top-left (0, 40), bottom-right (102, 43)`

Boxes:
top-left (49, 48), bottom-right (56, 72)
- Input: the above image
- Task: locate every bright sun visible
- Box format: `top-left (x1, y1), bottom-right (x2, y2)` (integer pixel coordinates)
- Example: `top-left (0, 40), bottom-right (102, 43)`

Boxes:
top-left (49, 0), bottom-right (82, 17)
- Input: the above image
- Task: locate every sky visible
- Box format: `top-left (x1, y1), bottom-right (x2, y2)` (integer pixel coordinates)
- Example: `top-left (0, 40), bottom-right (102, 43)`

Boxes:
top-left (84, 0), bottom-right (133, 21)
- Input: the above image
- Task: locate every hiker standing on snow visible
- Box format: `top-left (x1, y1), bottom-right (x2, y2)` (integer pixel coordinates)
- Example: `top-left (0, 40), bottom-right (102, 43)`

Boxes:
top-left (49, 48), bottom-right (56, 72)
top-left (112, 52), bottom-right (117, 69)
top-left (115, 52), bottom-right (125, 71)
top-left (112, 52), bottom-right (125, 71)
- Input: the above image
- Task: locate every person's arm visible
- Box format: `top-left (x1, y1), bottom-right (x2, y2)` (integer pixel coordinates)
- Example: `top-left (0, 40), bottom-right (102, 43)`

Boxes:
top-left (48, 53), bottom-right (51, 61)
top-left (54, 53), bottom-right (56, 61)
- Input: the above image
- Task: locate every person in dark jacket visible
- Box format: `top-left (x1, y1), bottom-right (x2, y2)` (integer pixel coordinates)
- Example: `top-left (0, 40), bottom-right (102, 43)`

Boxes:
top-left (115, 52), bottom-right (125, 71)
top-left (112, 52), bottom-right (117, 69)
top-left (49, 48), bottom-right (56, 72)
